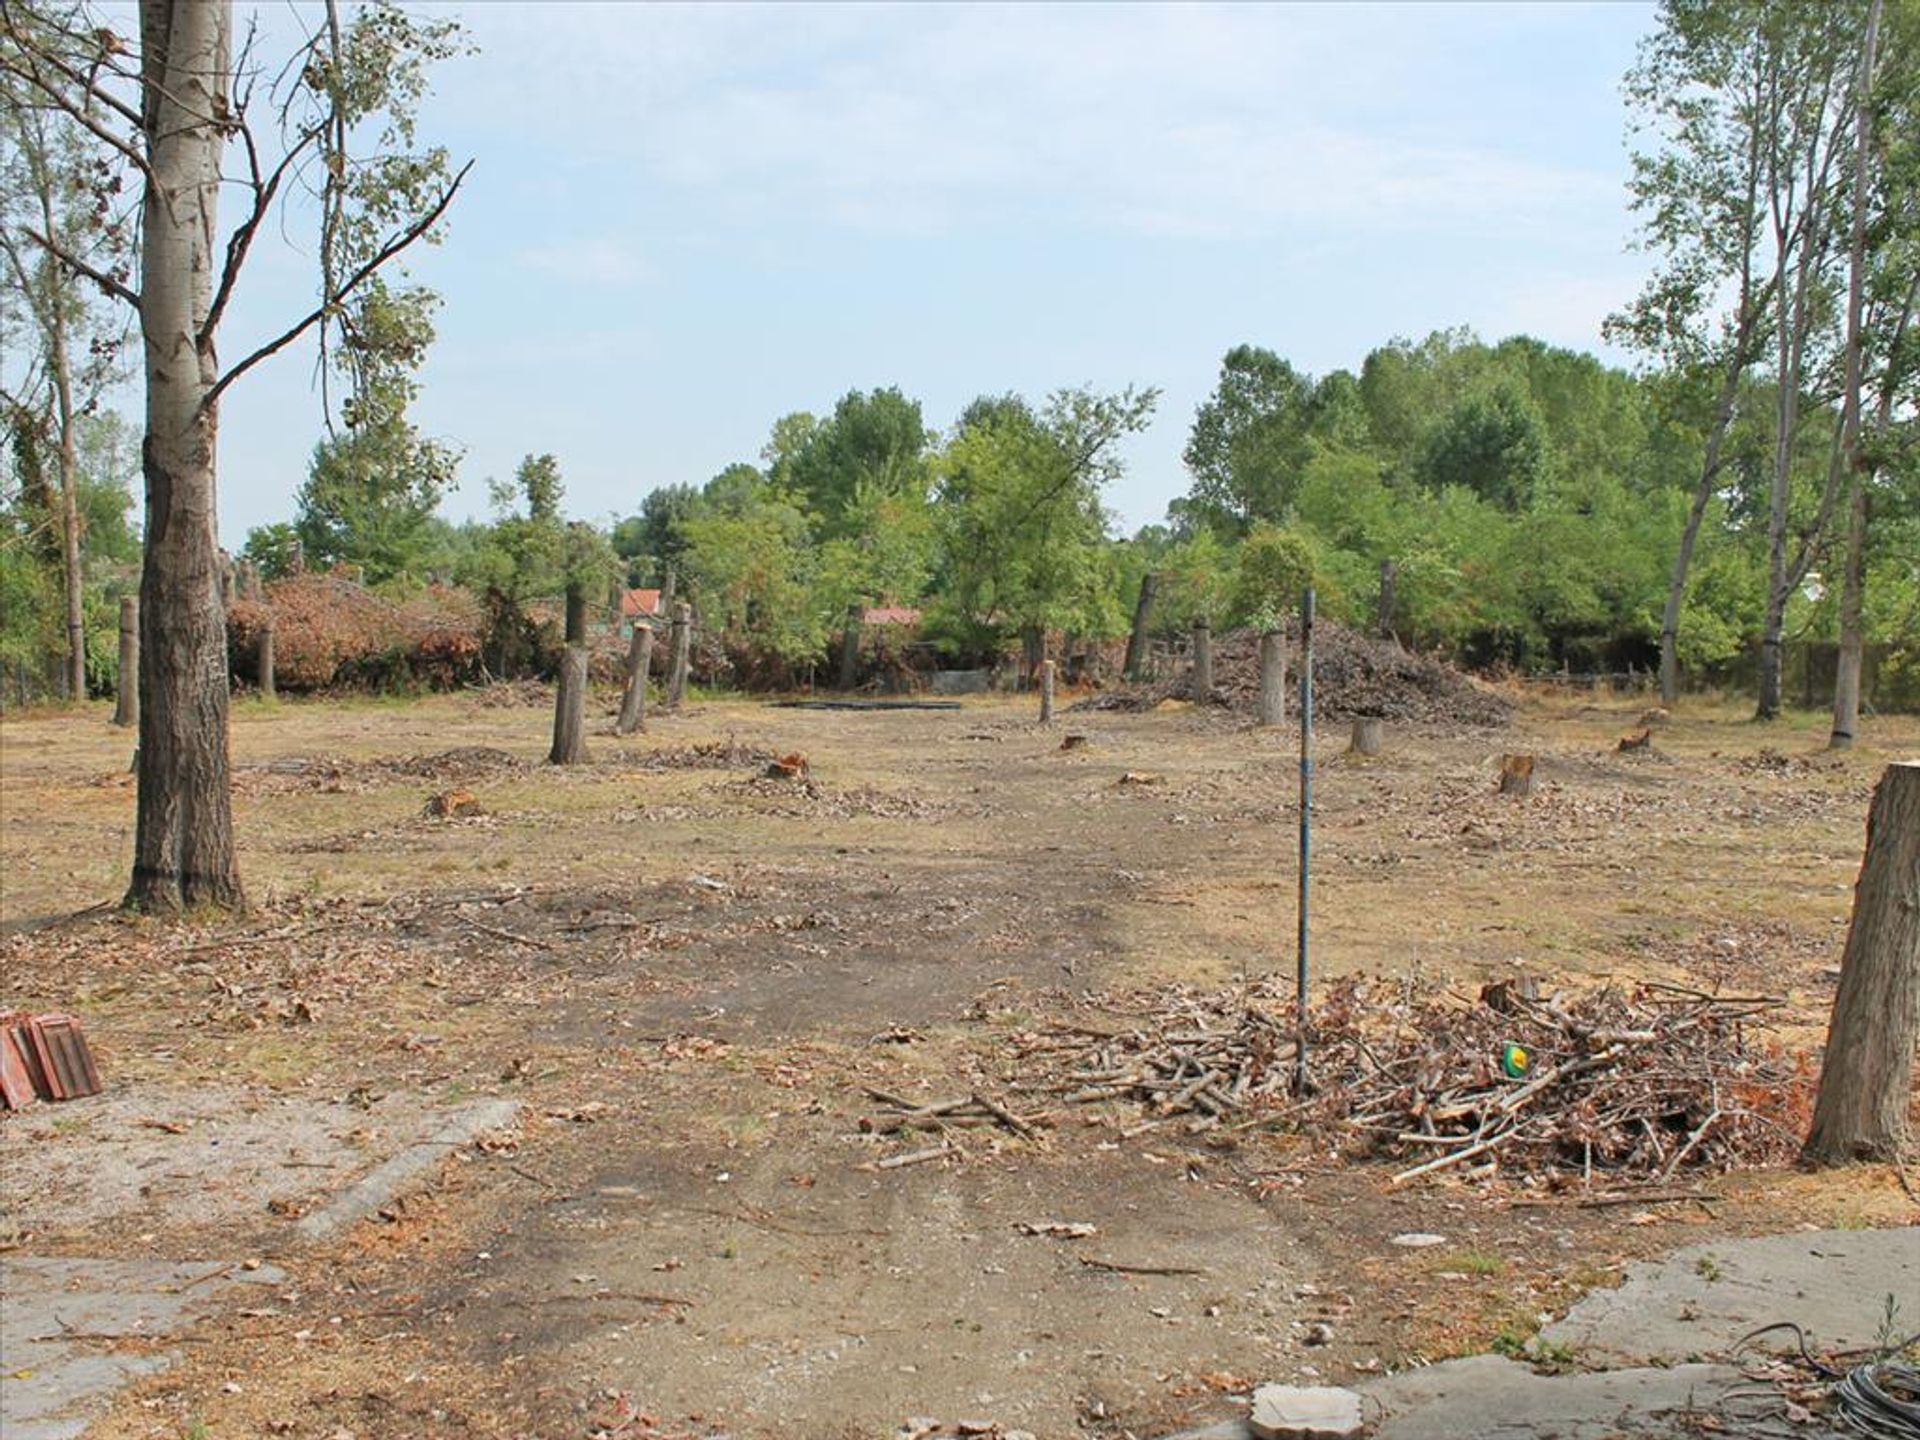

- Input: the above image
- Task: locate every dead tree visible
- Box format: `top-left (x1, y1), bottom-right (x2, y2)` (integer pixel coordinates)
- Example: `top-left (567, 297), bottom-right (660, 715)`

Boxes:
top-left (1803, 761), bottom-right (1920, 1165)
top-left (1123, 572), bottom-right (1158, 681)
top-left (665, 601), bottom-right (692, 711)
top-left (1191, 617), bottom-right (1213, 701)
top-left (112, 597), bottom-right (138, 728)
top-left (1258, 630), bottom-right (1286, 727)
top-left (615, 620), bottom-right (653, 736)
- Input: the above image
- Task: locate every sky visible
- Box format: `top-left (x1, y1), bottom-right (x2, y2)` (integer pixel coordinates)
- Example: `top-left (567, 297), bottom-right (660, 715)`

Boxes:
top-left (196, 0), bottom-right (1661, 543)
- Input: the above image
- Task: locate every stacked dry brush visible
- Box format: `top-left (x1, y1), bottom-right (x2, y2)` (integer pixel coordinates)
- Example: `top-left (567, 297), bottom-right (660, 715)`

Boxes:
top-left (1077, 619), bottom-right (1511, 728)
top-left (1008, 976), bottom-right (1808, 1186)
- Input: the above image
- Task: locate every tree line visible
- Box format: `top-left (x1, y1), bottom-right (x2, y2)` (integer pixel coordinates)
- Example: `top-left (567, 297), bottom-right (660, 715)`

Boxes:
top-left (1, 0), bottom-right (1917, 913)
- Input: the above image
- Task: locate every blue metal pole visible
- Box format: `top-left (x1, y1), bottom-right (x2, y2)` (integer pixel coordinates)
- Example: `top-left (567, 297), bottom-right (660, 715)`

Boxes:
top-left (1296, 588), bottom-right (1314, 1093)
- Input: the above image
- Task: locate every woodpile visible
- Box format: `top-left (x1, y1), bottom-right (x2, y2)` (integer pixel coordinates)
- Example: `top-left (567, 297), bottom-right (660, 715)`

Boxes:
top-left (1005, 976), bottom-right (1808, 1186)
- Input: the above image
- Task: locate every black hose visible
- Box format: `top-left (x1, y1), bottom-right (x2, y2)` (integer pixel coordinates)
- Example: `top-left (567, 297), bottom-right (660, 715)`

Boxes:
top-left (1835, 1361), bottom-right (1920, 1440)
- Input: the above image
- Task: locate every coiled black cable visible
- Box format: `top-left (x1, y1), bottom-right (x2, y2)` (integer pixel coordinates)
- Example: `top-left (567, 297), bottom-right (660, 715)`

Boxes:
top-left (1835, 1360), bottom-right (1920, 1440)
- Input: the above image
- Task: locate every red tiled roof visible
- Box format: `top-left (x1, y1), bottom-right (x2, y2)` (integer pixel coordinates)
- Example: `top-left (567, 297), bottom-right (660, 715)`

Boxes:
top-left (861, 606), bottom-right (922, 626)
top-left (621, 588), bottom-right (663, 618)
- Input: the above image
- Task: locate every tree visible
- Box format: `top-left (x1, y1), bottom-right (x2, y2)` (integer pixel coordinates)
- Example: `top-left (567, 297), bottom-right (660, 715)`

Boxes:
top-left (1183, 345), bottom-right (1317, 532)
top-left (782, 387), bottom-right (931, 538)
top-left (293, 410), bottom-right (456, 582)
top-left (1417, 382), bottom-right (1549, 511)
top-left (0, 0), bottom-right (133, 700)
top-left (936, 385), bottom-right (1157, 673)
top-left (1613, 0), bottom-right (1778, 704)
top-left (0, 0), bottom-right (468, 912)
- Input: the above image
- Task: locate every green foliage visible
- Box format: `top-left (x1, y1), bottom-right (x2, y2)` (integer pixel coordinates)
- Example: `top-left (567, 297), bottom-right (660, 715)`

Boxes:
top-left (1231, 524), bottom-right (1318, 627)
top-left (243, 523), bottom-right (304, 581)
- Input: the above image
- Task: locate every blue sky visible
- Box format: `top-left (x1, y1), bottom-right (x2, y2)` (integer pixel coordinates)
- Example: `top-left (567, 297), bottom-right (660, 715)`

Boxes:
top-left (206, 0), bottom-right (1659, 543)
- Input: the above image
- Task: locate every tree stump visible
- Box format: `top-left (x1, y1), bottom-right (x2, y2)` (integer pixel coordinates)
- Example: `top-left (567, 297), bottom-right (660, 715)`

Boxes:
top-left (1258, 631), bottom-right (1287, 727)
top-left (616, 621), bottom-right (654, 736)
top-left (1123, 572), bottom-right (1158, 682)
top-left (1350, 717), bottom-right (1383, 755)
top-left (665, 602), bottom-right (692, 711)
top-left (1192, 617), bottom-right (1213, 701)
top-left (112, 597), bottom-right (138, 729)
top-left (257, 620), bottom-right (275, 700)
top-left (1038, 659), bottom-right (1056, 726)
top-left (1498, 753), bottom-right (1535, 796)
top-left (1803, 761), bottom-right (1920, 1165)
top-left (549, 647), bottom-right (591, 765)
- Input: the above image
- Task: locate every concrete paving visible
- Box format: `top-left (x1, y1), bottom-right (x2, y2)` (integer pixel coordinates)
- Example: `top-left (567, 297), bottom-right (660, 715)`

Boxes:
top-left (0, 1257), bottom-right (284, 1440)
top-left (1159, 1226), bottom-right (1911, 1440)
top-left (1537, 1225), bottom-right (1919, 1366)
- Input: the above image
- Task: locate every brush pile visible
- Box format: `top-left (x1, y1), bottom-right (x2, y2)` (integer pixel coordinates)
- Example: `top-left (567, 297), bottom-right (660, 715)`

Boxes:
top-left (1008, 975), bottom-right (1808, 1186)
top-left (1075, 620), bottom-right (1510, 727)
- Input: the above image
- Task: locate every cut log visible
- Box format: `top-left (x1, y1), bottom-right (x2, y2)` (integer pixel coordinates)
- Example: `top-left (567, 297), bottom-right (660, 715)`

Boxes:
top-left (665, 602), bottom-right (692, 711)
top-left (256, 620), bottom-right (275, 700)
top-left (1192, 618), bottom-right (1213, 700)
top-left (1258, 630), bottom-right (1286, 727)
top-left (1349, 717), bottom-right (1382, 755)
top-left (1039, 659), bottom-right (1056, 726)
top-left (616, 622), bottom-right (654, 735)
top-left (1803, 761), bottom-right (1920, 1165)
top-left (1498, 753), bottom-right (1535, 796)
top-left (549, 647), bottom-right (590, 765)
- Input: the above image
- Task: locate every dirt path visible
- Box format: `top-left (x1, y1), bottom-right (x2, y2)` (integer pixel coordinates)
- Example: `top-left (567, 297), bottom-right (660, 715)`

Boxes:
top-left (1, 689), bottom-right (1913, 1437)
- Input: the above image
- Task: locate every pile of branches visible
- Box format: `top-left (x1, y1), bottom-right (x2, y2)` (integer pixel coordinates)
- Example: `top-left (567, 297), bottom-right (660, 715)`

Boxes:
top-left (1075, 619), bottom-right (1511, 727)
top-left (1009, 975), bottom-right (1809, 1185)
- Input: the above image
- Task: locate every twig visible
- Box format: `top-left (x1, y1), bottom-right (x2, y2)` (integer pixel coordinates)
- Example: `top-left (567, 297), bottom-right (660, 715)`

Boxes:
top-left (1078, 1256), bottom-right (1207, 1277)
top-left (875, 1143), bottom-right (959, 1170)
top-left (457, 913), bottom-right (554, 952)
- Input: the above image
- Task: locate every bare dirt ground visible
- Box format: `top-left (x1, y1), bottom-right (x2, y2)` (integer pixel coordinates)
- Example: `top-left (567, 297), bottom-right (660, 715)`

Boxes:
top-left (1, 685), bottom-right (1913, 1439)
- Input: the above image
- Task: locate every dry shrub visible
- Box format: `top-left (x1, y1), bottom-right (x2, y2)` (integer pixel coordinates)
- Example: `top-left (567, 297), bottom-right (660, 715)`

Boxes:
top-left (229, 573), bottom-right (483, 692)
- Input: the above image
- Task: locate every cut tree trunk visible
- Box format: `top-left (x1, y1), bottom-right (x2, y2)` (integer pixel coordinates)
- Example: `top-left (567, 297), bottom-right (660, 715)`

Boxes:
top-left (616, 621), bottom-right (653, 735)
top-left (1191, 618), bottom-right (1213, 701)
top-left (125, 0), bottom-right (243, 915)
top-left (1038, 659), bottom-right (1055, 726)
top-left (1803, 761), bottom-right (1920, 1165)
top-left (1350, 717), bottom-right (1383, 755)
top-left (113, 597), bottom-right (138, 729)
top-left (549, 646), bottom-right (590, 765)
top-left (1123, 572), bottom-right (1157, 681)
top-left (665, 601), bottom-right (691, 711)
top-left (256, 620), bottom-right (274, 700)
top-left (1498, 754), bottom-right (1535, 797)
top-left (1258, 630), bottom-right (1286, 727)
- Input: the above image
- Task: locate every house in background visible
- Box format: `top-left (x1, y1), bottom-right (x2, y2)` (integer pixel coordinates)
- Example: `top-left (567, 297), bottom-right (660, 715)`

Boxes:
top-left (619, 588), bottom-right (663, 637)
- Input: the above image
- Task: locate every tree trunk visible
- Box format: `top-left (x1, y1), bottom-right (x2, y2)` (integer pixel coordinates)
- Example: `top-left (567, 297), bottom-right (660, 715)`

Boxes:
top-left (1021, 626), bottom-right (1043, 691)
top-left (112, 596), bottom-right (138, 729)
top-left (1038, 658), bottom-right (1055, 726)
top-left (1660, 361), bottom-right (1746, 707)
top-left (1123, 572), bottom-right (1157, 681)
top-left (1258, 629), bottom-right (1286, 727)
top-left (665, 601), bottom-right (691, 711)
top-left (1829, 0), bottom-right (1881, 752)
top-left (549, 645), bottom-right (589, 765)
top-left (126, 0), bottom-right (243, 915)
top-left (616, 621), bottom-right (653, 735)
top-left (1350, 717), bottom-right (1383, 755)
top-left (839, 603), bottom-right (862, 691)
top-left (1191, 618), bottom-right (1212, 701)
top-left (564, 583), bottom-right (587, 645)
top-left (54, 307), bottom-right (85, 704)
top-left (1803, 761), bottom-right (1920, 1165)
top-left (1375, 559), bottom-right (1397, 642)
top-left (256, 619), bottom-right (275, 700)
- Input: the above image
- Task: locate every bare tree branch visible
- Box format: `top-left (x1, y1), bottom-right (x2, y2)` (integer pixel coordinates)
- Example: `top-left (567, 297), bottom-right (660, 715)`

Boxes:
top-left (202, 117), bottom-right (328, 346)
top-left (202, 159), bottom-right (472, 414)
top-left (23, 226), bottom-right (137, 309)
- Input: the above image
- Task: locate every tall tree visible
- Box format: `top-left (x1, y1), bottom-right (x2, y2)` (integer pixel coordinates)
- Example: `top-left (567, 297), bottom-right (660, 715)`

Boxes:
top-left (0, 0), bottom-right (132, 700)
top-left (1613, 0), bottom-right (1777, 705)
top-left (1182, 346), bottom-right (1318, 532)
top-left (0, 0), bottom-right (467, 911)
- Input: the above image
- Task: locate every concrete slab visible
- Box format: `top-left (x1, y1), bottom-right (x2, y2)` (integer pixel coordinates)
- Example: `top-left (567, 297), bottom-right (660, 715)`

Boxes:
top-left (0, 1256), bottom-right (284, 1440)
top-left (293, 1096), bottom-right (519, 1242)
top-left (1538, 1227), bottom-right (1919, 1366)
top-left (1363, 1354), bottom-right (1744, 1439)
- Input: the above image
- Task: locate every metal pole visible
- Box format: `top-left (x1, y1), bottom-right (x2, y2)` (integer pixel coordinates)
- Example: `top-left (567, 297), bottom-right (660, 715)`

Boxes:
top-left (1295, 587), bottom-right (1315, 1093)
